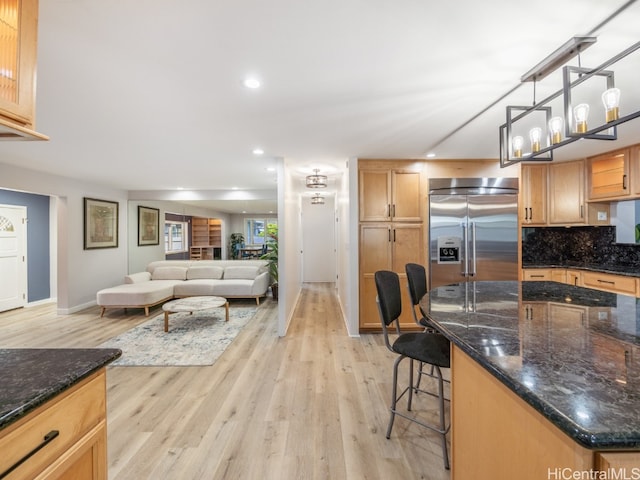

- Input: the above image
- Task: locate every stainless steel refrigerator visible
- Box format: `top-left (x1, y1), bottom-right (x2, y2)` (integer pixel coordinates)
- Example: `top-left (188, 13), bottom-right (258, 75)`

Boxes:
top-left (429, 178), bottom-right (519, 288)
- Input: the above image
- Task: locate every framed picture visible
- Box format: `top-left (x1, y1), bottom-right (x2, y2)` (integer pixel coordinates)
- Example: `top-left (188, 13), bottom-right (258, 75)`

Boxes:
top-left (138, 205), bottom-right (160, 246)
top-left (84, 197), bottom-right (119, 249)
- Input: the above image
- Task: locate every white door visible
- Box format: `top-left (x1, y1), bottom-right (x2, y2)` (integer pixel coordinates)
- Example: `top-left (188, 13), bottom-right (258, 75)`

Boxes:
top-left (302, 195), bottom-right (336, 282)
top-left (0, 205), bottom-right (27, 312)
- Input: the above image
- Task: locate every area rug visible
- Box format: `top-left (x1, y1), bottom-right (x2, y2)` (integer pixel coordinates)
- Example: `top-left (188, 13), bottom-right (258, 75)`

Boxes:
top-left (98, 307), bottom-right (257, 367)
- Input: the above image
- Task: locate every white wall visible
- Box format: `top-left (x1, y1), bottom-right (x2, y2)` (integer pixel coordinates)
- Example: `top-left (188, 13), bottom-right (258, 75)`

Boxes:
top-left (1, 162), bottom-right (128, 313)
top-left (127, 200), bottom-right (231, 273)
top-left (278, 157), bottom-right (303, 336)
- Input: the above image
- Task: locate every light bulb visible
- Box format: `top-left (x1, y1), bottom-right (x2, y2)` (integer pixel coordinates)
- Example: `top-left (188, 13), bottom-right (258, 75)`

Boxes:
top-left (602, 88), bottom-right (621, 122)
top-left (512, 136), bottom-right (524, 158)
top-left (574, 103), bottom-right (590, 134)
top-left (529, 127), bottom-right (542, 153)
top-left (549, 116), bottom-right (563, 145)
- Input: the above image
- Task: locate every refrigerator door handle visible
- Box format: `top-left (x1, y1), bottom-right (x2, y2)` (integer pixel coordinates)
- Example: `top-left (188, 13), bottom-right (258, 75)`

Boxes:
top-left (470, 221), bottom-right (477, 276)
top-left (461, 222), bottom-right (468, 277)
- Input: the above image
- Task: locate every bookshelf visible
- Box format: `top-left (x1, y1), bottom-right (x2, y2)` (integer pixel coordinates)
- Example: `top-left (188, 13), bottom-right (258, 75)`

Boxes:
top-left (190, 217), bottom-right (222, 260)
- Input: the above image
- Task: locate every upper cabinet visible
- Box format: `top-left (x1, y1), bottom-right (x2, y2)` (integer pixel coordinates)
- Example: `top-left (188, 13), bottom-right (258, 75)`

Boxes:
top-left (0, 0), bottom-right (47, 140)
top-left (549, 160), bottom-right (586, 225)
top-left (587, 149), bottom-right (630, 200)
top-left (359, 168), bottom-right (422, 222)
top-left (632, 146), bottom-right (640, 196)
top-left (521, 164), bottom-right (548, 225)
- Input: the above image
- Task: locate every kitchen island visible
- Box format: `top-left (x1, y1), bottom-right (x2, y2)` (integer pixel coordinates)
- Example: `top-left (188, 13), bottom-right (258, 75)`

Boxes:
top-left (0, 348), bottom-right (121, 480)
top-left (420, 281), bottom-right (640, 479)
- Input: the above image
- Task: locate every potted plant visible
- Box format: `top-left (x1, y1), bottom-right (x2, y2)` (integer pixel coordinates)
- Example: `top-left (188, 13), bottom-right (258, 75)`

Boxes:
top-left (229, 233), bottom-right (244, 260)
top-left (260, 223), bottom-right (278, 300)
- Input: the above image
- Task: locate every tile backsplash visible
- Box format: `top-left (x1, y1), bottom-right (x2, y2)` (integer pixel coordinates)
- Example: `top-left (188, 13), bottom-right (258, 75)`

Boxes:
top-left (522, 226), bottom-right (640, 268)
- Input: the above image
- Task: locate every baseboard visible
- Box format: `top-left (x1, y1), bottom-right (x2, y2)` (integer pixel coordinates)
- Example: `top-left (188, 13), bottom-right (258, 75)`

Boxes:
top-left (26, 298), bottom-right (57, 308)
top-left (57, 299), bottom-right (96, 315)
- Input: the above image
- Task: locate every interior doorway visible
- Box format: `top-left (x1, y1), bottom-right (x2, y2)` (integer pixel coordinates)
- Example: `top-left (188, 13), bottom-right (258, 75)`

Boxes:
top-left (301, 194), bottom-right (336, 282)
top-left (0, 204), bottom-right (27, 312)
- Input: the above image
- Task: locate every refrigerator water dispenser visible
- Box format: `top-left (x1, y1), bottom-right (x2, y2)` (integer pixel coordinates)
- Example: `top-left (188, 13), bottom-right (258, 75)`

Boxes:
top-left (437, 236), bottom-right (461, 264)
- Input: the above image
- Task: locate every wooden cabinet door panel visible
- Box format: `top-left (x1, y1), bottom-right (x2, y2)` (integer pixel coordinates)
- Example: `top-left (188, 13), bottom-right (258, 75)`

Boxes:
top-left (359, 170), bottom-right (391, 221)
top-left (521, 164), bottom-right (547, 225)
top-left (391, 224), bottom-right (423, 273)
top-left (391, 171), bottom-right (421, 222)
top-left (588, 150), bottom-right (629, 200)
top-left (549, 161), bottom-right (585, 224)
top-left (0, 0), bottom-right (38, 128)
top-left (360, 224), bottom-right (391, 273)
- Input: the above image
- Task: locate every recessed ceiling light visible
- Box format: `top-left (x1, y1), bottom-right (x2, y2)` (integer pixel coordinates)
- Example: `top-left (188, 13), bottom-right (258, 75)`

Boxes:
top-left (243, 77), bottom-right (261, 89)
top-left (426, 153), bottom-right (436, 158)
top-left (252, 148), bottom-right (264, 155)
top-left (266, 167), bottom-right (276, 172)
top-left (176, 187), bottom-right (184, 190)
top-left (232, 187), bottom-right (239, 190)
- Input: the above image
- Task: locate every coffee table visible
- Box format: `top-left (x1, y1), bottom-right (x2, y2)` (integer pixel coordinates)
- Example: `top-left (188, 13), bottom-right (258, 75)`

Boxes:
top-left (162, 296), bottom-right (229, 332)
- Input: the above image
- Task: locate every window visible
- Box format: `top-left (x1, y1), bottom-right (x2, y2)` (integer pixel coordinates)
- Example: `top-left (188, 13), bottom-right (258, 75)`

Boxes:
top-left (244, 218), bottom-right (277, 245)
top-left (165, 221), bottom-right (188, 253)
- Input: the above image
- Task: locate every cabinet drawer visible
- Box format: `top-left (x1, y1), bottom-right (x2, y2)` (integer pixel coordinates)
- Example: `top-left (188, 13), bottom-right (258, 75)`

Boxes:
top-left (522, 269), bottom-right (551, 281)
top-left (0, 372), bottom-right (106, 480)
top-left (582, 272), bottom-right (637, 296)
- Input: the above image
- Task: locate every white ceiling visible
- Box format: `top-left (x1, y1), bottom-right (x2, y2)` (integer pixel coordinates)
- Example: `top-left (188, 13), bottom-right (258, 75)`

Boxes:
top-left (1, 0), bottom-right (639, 213)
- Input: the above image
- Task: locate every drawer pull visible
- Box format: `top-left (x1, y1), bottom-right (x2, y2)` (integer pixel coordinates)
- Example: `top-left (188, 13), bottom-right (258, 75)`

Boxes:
top-left (597, 279), bottom-right (615, 285)
top-left (0, 430), bottom-right (59, 479)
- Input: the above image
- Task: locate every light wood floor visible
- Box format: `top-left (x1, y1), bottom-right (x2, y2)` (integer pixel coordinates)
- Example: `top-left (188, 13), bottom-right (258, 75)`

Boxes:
top-left (0, 283), bottom-right (450, 480)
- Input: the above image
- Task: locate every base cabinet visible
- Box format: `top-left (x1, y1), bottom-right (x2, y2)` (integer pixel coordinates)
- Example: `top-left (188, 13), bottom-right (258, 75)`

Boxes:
top-left (451, 346), bottom-right (640, 479)
top-left (359, 223), bottom-right (423, 331)
top-left (0, 371), bottom-right (108, 480)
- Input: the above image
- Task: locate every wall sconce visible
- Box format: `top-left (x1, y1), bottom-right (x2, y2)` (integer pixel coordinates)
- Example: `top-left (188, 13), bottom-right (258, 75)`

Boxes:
top-left (311, 193), bottom-right (325, 205)
top-left (500, 38), bottom-right (640, 168)
top-left (306, 169), bottom-right (327, 188)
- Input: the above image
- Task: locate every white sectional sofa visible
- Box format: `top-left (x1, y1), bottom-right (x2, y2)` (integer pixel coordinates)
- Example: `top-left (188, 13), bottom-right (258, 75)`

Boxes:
top-left (96, 260), bottom-right (270, 317)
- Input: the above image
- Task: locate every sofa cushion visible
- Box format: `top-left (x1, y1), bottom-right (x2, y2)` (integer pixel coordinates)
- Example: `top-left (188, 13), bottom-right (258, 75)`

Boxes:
top-left (211, 279), bottom-right (254, 297)
top-left (97, 281), bottom-right (176, 306)
top-left (186, 266), bottom-right (224, 280)
top-left (152, 266), bottom-right (188, 281)
top-left (174, 279), bottom-right (220, 296)
top-left (223, 265), bottom-right (261, 280)
top-left (125, 271), bottom-right (152, 284)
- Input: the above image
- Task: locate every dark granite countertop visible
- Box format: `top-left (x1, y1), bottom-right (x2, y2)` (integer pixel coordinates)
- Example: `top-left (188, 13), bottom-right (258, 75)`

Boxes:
top-left (522, 263), bottom-right (640, 277)
top-left (0, 348), bottom-right (121, 430)
top-left (420, 281), bottom-right (640, 450)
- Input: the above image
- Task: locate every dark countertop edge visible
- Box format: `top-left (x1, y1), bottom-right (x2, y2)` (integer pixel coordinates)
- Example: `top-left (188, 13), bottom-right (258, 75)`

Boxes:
top-left (445, 333), bottom-right (640, 450)
top-left (522, 264), bottom-right (639, 278)
top-left (0, 348), bottom-right (122, 430)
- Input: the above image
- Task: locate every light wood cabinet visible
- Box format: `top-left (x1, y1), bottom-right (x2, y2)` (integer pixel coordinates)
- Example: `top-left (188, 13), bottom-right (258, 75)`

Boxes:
top-left (566, 269), bottom-right (582, 287)
top-left (359, 168), bottom-right (421, 222)
top-left (549, 160), bottom-right (585, 224)
top-left (191, 217), bottom-right (222, 260)
top-left (359, 223), bottom-right (423, 331)
top-left (522, 269), bottom-right (552, 281)
top-left (0, 371), bottom-right (107, 480)
top-left (0, 0), bottom-right (46, 139)
top-left (632, 145), bottom-right (640, 196)
top-left (358, 161), bottom-right (425, 332)
top-left (520, 164), bottom-right (547, 225)
top-left (582, 271), bottom-right (637, 296)
top-left (588, 149), bottom-right (630, 200)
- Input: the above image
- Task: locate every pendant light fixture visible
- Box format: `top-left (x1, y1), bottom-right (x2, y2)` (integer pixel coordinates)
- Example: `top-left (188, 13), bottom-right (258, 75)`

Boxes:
top-left (311, 193), bottom-right (325, 205)
top-left (306, 169), bottom-right (327, 188)
top-left (500, 38), bottom-right (640, 168)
